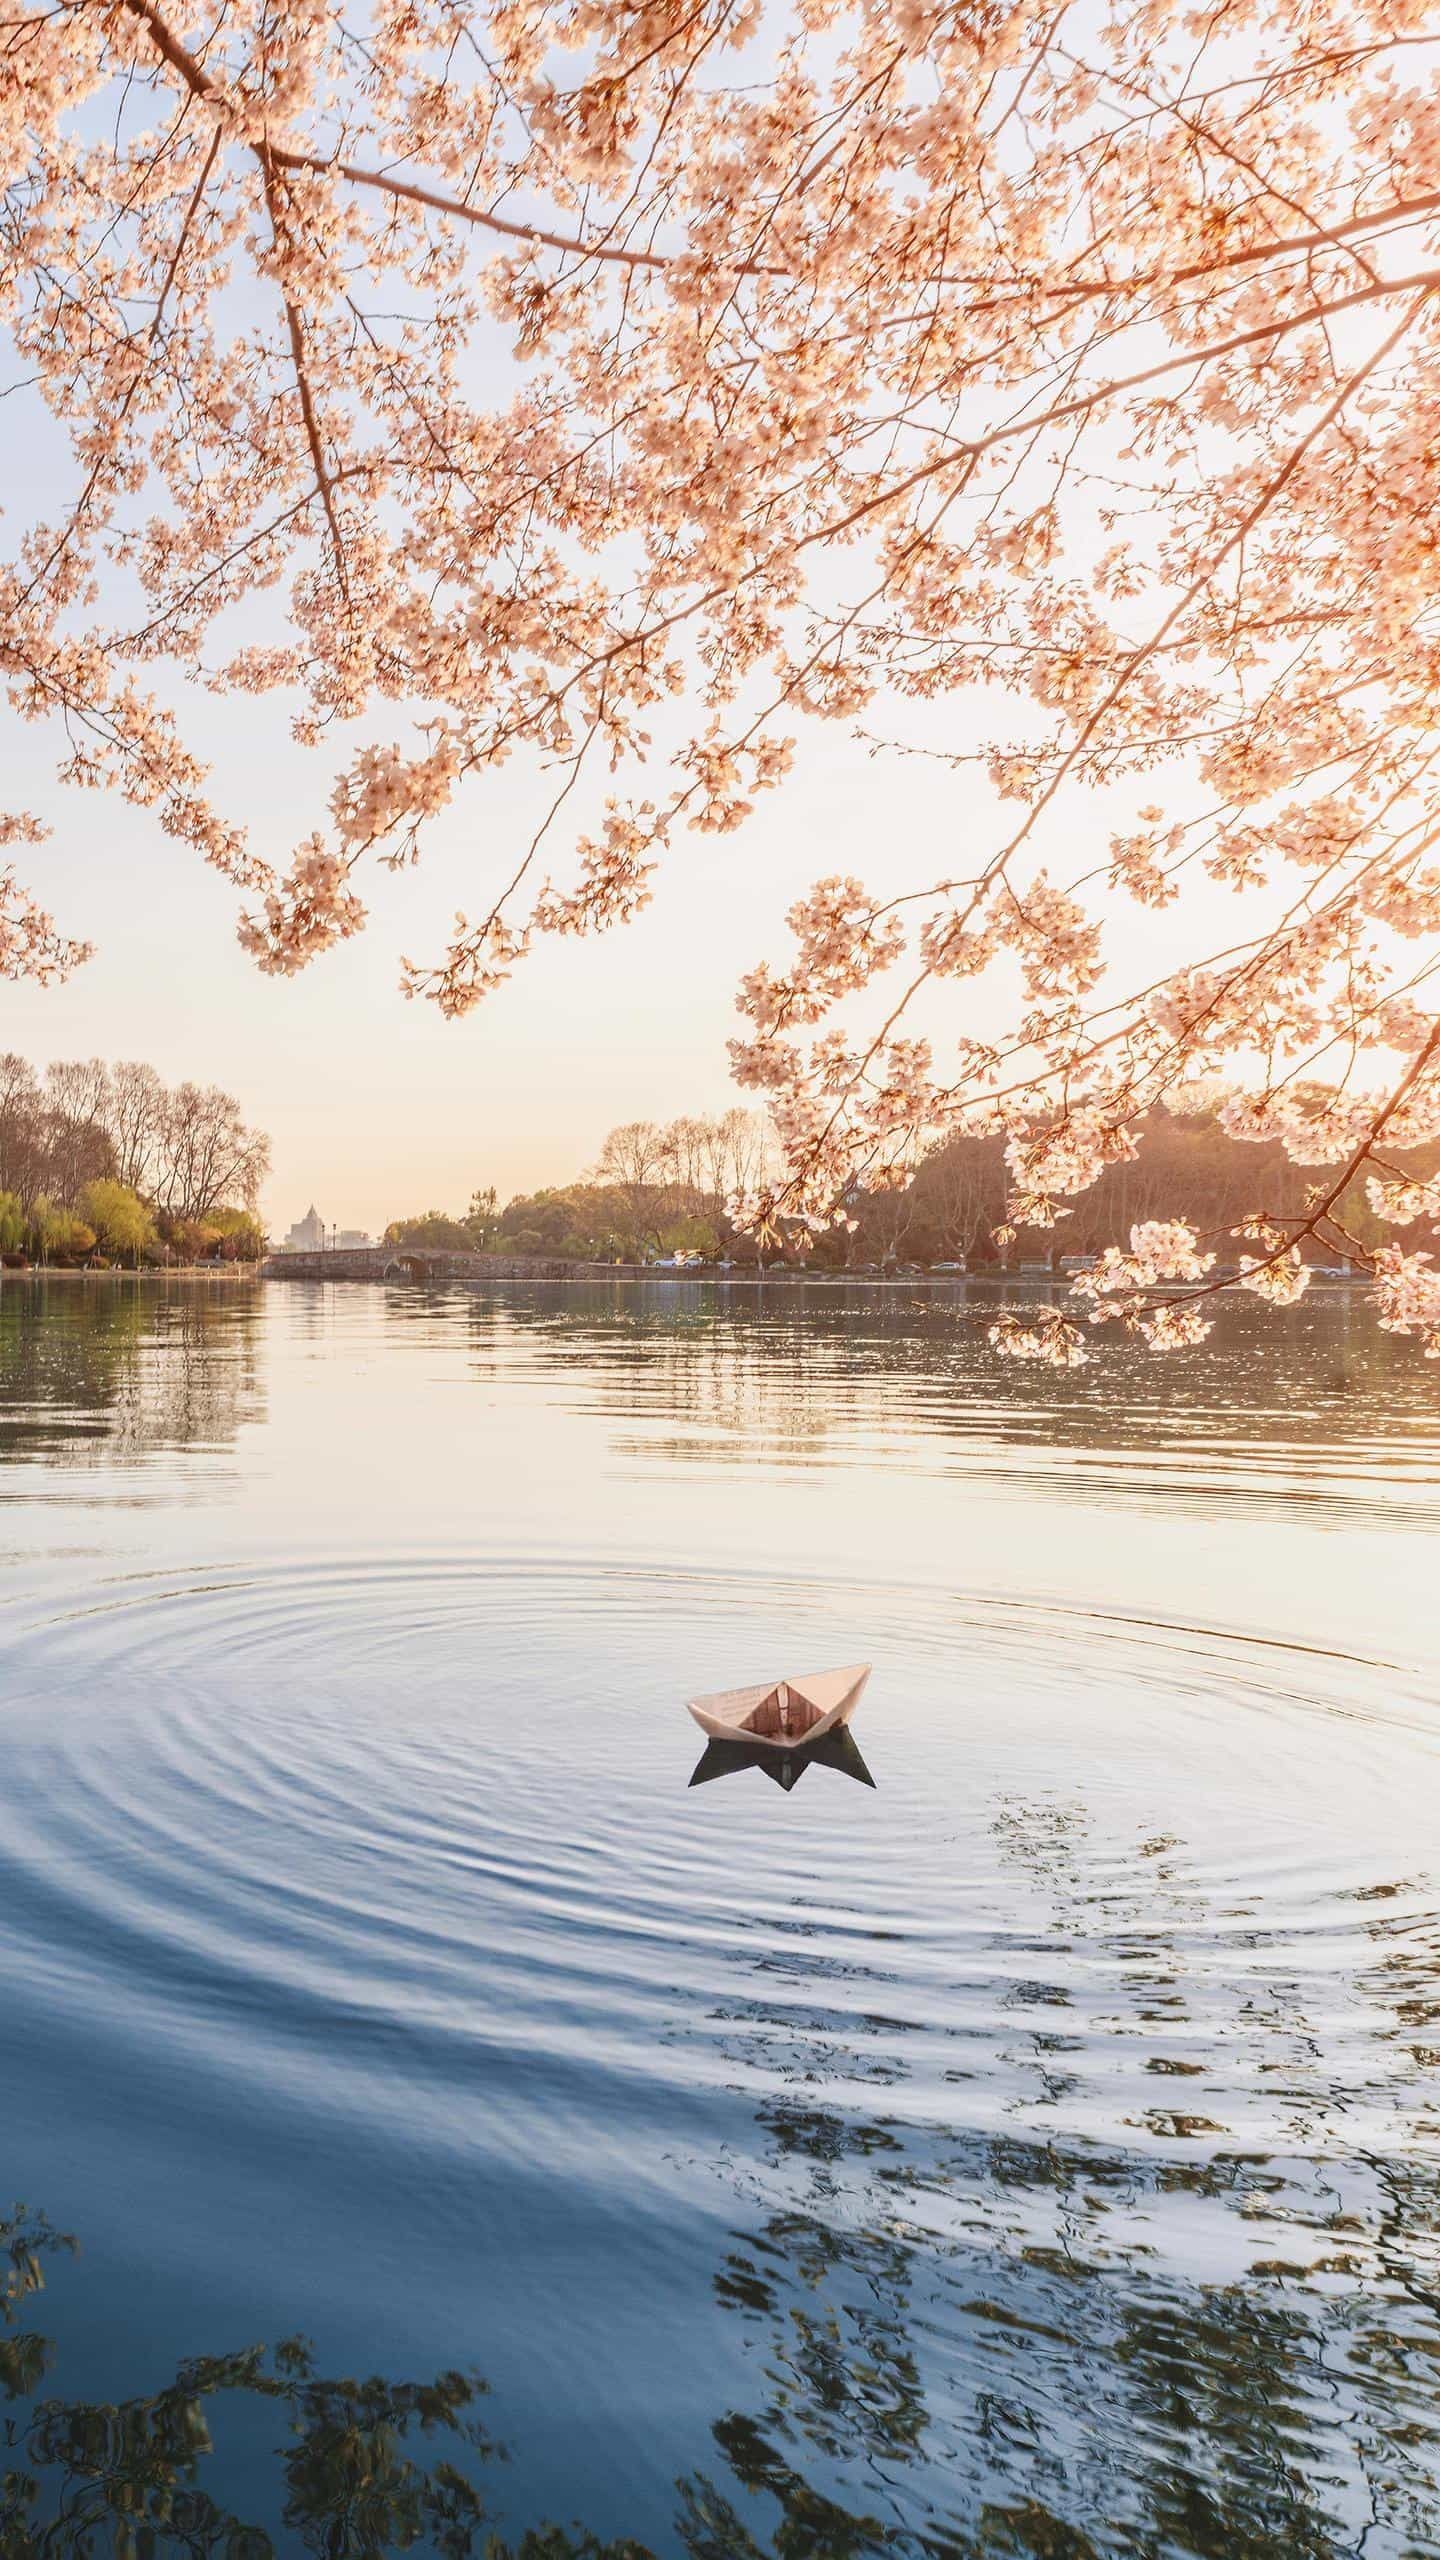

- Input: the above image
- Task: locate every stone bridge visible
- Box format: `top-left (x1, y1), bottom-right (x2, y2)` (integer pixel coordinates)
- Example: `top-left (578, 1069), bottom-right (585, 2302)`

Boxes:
top-left (263, 1247), bottom-right (648, 1284)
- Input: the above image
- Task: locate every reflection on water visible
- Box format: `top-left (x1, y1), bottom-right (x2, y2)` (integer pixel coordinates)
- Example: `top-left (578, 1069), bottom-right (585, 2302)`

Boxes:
top-left (666, 1803), bottom-right (1440, 2560)
top-left (689, 1729), bottom-right (878, 1791)
top-left (461, 1277), bottom-right (1440, 1522)
top-left (0, 1273), bottom-right (1435, 1519)
top-left (6, 1789), bottom-right (1438, 2560)
top-left (2, 2206), bottom-right (499, 2558)
top-left (0, 1283), bottom-right (1437, 2557)
top-left (0, 1278), bottom-right (262, 1479)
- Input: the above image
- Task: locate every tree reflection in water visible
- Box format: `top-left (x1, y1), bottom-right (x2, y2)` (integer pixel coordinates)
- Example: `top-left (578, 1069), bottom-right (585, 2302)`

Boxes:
top-left (668, 1800), bottom-right (1440, 2560)
top-left (465, 1280), bottom-right (1440, 1527)
top-left (0, 1281), bottom-right (264, 1471)
top-left (4, 1809), bottom-right (1437, 2559)
top-left (2, 2208), bottom-right (502, 2558)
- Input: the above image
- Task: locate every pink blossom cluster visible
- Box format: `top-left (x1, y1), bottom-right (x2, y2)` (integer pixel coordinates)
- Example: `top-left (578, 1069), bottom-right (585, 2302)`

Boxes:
top-left (1064, 1219), bottom-right (1218, 1343)
top-left (986, 1310), bottom-right (1092, 1370)
top-left (1372, 1246), bottom-right (1440, 1357)
top-left (1237, 1247), bottom-right (1310, 1308)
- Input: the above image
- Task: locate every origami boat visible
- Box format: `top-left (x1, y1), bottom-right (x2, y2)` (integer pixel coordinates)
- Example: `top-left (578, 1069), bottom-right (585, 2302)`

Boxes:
top-left (686, 1663), bottom-right (869, 1751)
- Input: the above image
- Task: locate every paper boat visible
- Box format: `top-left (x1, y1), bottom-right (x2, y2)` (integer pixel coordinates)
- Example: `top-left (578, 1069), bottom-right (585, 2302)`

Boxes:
top-left (686, 1663), bottom-right (870, 1751)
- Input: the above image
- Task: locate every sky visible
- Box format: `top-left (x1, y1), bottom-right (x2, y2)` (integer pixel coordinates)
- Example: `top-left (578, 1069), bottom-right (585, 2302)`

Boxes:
top-left (2, 675), bottom-right (995, 1237)
top-left (3, 500), bottom-right (1235, 1240)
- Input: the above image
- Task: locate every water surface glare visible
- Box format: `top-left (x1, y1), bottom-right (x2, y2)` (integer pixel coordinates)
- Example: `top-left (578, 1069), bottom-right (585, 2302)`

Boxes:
top-left (0, 1276), bottom-right (1437, 2559)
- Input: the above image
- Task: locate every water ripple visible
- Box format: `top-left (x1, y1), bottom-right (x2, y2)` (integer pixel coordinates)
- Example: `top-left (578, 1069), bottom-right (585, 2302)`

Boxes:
top-left (1, 1290), bottom-right (1438, 2554)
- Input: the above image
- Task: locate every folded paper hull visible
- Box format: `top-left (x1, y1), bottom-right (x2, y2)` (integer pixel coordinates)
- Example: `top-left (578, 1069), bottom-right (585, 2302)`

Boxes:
top-left (686, 1663), bottom-right (870, 1751)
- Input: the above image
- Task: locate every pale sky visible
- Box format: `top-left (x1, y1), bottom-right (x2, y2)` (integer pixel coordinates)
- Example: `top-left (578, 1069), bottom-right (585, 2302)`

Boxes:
top-left (2, 572), bottom-right (1235, 1238)
top-left (3, 680), bottom-right (998, 1236)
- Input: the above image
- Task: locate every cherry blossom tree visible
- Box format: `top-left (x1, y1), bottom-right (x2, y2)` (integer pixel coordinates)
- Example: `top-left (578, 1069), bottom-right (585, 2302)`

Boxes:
top-left (5, 0), bottom-right (1440, 1351)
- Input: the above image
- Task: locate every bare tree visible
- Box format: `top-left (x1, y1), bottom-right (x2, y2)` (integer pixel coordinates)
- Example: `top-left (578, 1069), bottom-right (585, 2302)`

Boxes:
top-left (593, 1121), bottom-right (668, 1253)
top-left (42, 1059), bottom-right (114, 1205)
top-left (0, 1054), bottom-right (269, 1226)
top-left (107, 1061), bottom-right (167, 1194)
top-left (0, 1054), bottom-right (44, 1202)
top-left (591, 1109), bottom-right (773, 1254)
top-left (716, 1110), bottom-right (772, 1208)
top-left (45, 1058), bottom-right (109, 1127)
top-left (151, 1084), bottom-right (270, 1221)
top-left (914, 1138), bottom-right (1009, 1263)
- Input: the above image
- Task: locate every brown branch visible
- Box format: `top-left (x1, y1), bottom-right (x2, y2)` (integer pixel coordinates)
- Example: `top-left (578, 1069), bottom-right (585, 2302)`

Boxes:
top-left (258, 157), bottom-right (350, 601)
top-left (115, 0), bottom-right (1440, 305)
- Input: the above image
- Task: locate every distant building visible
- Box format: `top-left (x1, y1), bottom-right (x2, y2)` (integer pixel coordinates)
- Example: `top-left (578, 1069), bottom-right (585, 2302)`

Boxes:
top-left (276, 1209), bottom-right (374, 1253)
top-left (281, 1204), bottom-right (326, 1252)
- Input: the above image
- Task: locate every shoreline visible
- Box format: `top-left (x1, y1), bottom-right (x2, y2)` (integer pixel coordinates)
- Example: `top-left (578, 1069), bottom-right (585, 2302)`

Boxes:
top-left (0, 1262), bottom-right (257, 1281)
top-left (0, 1259), bottom-right (254, 1280)
top-left (2, 1262), bottom-right (1372, 1290)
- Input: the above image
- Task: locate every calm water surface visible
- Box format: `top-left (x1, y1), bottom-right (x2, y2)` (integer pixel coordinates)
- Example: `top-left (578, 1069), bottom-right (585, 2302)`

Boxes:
top-left (0, 1276), bottom-right (1437, 2558)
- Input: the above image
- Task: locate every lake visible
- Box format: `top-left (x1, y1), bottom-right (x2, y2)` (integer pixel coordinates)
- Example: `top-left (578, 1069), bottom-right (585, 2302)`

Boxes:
top-left (0, 1275), bottom-right (1436, 2558)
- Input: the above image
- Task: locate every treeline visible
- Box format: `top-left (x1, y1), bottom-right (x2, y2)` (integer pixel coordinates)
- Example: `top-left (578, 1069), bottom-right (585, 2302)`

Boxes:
top-left (0, 1056), bottom-right (269, 1267)
top-left (383, 1099), bottom-right (1440, 1272)
top-left (385, 1112), bottom-right (772, 1262)
top-left (845, 1104), bottom-right (1439, 1270)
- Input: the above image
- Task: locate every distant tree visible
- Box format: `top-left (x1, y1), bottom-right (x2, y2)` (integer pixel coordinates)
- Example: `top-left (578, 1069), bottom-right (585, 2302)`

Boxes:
top-left (383, 1211), bottom-right (475, 1251)
top-left (207, 1206), bottom-right (268, 1262)
top-left (0, 1189), bottom-right (24, 1254)
top-left (105, 1060), bottom-right (167, 1194)
top-left (819, 1094), bottom-right (1440, 1279)
top-left (28, 1198), bottom-right (96, 1264)
top-left (910, 1139), bottom-right (1011, 1265)
top-left (0, 1055), bottom-right (270, 1237)
top-left (158, 1213), bottom-right (222, 1265)
top-left (463, 1187), bottom-right (500, 1249)
top-left (593, 1123), bottom-right (669, 1255)
top-left (150, 1083), bottom-right (270, 1221)
top-left (380, 1192), bottom-right (499, 1252)
top-left (0, 1054), bottom-right (112, 1207)
top-left (79, 1179), bottom-right (158, 1268)
top-left (0, 1056), bottom-right (44, 1204)
top-left (590, 1112), bottom-right (770, 1256)
top-left (495, 1185), bottom-right (628, 1261)
top-left (699, 1111), bottom-right (772, 1220)
top-left (42, 1060), bottom-right (115, 1206)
